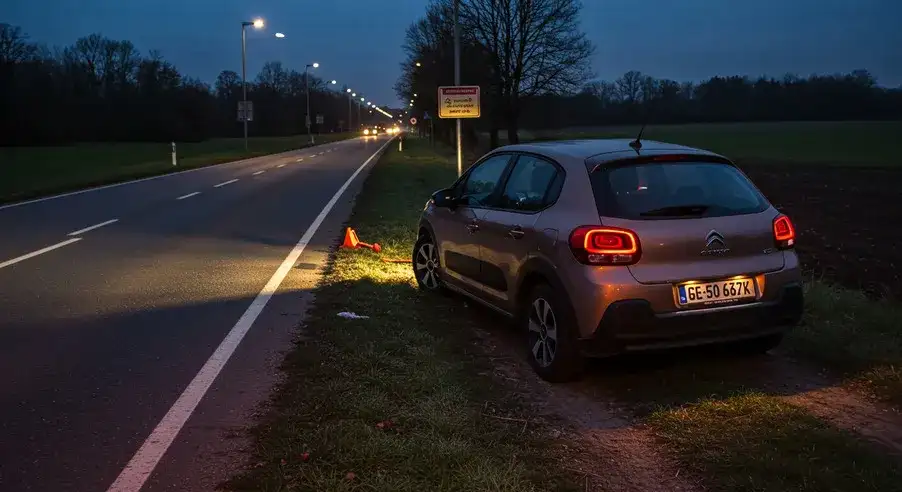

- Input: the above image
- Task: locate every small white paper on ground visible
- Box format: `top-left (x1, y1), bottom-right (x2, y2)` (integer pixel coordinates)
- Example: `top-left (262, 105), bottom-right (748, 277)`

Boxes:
top-left (337, 311), bottom-right (370, 319)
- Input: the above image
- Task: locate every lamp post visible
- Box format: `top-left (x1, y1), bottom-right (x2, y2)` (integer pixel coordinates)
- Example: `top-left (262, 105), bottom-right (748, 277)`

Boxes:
top-left (345, 88), bottom-right (353, 131)
top-left (240, 18), bottom-right (264, 150)
top-left (304, 62), bottom-right (319, 144)
top-left (359, 97), bottom-right (364, 127)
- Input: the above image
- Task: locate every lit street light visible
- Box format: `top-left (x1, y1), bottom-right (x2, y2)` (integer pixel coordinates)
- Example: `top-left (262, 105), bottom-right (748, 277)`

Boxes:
top-left (330, 80), bottom-right (337, 84)
top-left (274, 32), bottom-right (285, 38)
top-left (304, 62), bottom-right (319, 144)
top-left (240, 18), bottom-right (265, 150)
top-left (415, 61), bottom-right (422, 67)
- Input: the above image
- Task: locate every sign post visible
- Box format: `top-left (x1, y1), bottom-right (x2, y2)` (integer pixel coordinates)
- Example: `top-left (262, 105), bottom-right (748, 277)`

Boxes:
top-left (438, 86), bottom-right (480, 174)
top-left (171, 142), bottom-right (177, 166)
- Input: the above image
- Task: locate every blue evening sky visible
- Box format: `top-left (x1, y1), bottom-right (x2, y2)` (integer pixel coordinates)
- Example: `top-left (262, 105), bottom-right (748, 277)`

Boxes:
top-left (3, 0), bottom-right (900, 107)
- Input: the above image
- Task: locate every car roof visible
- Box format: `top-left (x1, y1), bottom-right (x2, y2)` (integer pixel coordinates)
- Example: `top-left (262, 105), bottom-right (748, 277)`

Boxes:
top-left (494, 139), bottom-right (729, 169)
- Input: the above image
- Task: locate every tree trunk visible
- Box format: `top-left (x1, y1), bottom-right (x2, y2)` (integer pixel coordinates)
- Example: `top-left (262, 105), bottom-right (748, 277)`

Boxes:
top-left (505, 97), bottom-right (520, 144)
top-left (489, 127), bottom-right (499, 149)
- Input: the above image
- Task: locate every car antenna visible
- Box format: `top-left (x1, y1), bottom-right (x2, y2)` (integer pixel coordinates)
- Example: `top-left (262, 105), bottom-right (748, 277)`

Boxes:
top-left (629, 99), bottom-right (655, 152)
top-left (628, 123), bottom-right (646, 151)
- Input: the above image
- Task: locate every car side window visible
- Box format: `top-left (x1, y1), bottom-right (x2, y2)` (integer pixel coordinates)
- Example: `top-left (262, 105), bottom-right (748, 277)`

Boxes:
top-left (458, 154), bottom-right (511, 207)
top-left (497, 155), bottom-right (560, 212)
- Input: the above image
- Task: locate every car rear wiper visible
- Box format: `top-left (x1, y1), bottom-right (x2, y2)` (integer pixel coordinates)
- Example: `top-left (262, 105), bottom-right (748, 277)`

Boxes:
top-left (639, 204), bottom-right (710, 217)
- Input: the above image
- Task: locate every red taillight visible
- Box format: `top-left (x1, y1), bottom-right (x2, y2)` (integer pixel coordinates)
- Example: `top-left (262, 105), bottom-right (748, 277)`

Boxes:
top-left (569, 226), bottom-right (641, 265)
top-left (773, 215), bottom-right (795, 249)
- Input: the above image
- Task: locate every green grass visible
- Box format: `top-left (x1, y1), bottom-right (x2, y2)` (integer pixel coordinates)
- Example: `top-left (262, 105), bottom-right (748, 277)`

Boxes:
top-left (648, 393), bottom-right (902, 492)
top-left (0, 133), bottom-right (354, 203)
top-left (786, 281), bottom-right (902, 406)
top-left (517, 121), bottom-right (902, 166)
top-left (227, 137), bottom-right (578, 491)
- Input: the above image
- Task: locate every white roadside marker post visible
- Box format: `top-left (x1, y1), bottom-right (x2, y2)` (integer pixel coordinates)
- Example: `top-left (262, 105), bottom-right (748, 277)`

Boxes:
top-left (171, 142), bottom-right (177, 166)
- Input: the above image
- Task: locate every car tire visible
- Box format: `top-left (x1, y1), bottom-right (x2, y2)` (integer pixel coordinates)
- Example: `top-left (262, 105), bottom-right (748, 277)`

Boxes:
top-left (523, 283), bottom-right (585, 382)
top-left (413, 233), bottom-right (444, 292)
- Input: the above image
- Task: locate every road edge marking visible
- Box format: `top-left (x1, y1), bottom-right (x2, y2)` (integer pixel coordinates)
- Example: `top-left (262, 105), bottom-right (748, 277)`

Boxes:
top-left (105, 135), bottom-right (396, 492)
top-left (67, 219), bottom-right (119, 236)
top-left (0, 238), bottom-right (83, 269)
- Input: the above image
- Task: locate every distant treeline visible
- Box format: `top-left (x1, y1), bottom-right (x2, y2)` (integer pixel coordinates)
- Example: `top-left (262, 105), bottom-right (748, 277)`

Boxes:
top-left (519, 70), bottom-right (902, 129)
top-left (0, 24), bottom-right (385, 146)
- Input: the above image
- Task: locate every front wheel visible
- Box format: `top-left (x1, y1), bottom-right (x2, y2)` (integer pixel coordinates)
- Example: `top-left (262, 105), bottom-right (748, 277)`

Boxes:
top-left (413, 234), bottom-right (443, 291)
top-left (524, 284), bottom-right (585, 382)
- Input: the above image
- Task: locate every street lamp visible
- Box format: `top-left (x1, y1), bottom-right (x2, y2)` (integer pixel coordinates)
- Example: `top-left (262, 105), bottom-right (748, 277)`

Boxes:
top-left (416, 61), bottom-right (422, 67)
top-left (240, 18), bottom-right (265, 150)
top-left (274, 32), bottom-right (285, 38)
top-left (304, 62), bottom-right (319, 144)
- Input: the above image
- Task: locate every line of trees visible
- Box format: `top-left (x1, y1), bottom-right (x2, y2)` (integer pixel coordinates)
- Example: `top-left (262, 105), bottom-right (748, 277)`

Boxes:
top-left (397, 1), bottom-right (901, 148)
top-left (0, 23), bottom-right (383, 146)
top-left (520, 69), bottom-right (902, 129)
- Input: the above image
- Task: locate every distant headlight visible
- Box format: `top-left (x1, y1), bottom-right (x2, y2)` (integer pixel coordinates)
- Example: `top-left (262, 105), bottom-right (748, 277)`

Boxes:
top-left (363, 129), bottom-right (369, 135)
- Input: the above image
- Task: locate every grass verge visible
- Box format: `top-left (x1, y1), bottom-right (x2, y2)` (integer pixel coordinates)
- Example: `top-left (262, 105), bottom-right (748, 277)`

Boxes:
top-left (648, 393), bottom-right (902, 492)
top-left (516, 121), bottom-right (902, 167)
top-left (787, 281), bottom-right (902, 406)
top-left (227, 137), bottom-right (578, 491)
top-left (0, 133), bottom-right (353, 204)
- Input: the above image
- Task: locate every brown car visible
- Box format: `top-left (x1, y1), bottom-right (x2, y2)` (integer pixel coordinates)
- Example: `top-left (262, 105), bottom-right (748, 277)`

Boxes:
top-left (413, 138), bottom-right (803, 382)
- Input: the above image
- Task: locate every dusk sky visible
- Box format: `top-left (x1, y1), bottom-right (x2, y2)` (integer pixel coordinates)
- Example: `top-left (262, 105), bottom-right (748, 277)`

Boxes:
top-left (4, 0), bottom-right (900, 107)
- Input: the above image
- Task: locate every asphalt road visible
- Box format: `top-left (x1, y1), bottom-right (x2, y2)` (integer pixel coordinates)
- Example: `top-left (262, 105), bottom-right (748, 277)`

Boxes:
top-left (0, 134), bottom-right (395, 491)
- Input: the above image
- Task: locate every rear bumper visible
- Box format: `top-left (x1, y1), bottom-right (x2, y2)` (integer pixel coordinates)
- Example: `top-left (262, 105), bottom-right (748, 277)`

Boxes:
top-left (580, 283), bottom-right (804, 356)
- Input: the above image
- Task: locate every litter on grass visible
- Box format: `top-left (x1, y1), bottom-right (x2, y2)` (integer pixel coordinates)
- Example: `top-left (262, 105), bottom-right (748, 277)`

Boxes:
top-left (337, 311), bottom-right (369, 319)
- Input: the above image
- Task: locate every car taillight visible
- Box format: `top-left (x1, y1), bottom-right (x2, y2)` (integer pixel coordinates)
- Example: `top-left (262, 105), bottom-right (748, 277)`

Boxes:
top-left (569, 226), bottom-right (641, 265)
top-left (773, 215), bottom-right (795, 249)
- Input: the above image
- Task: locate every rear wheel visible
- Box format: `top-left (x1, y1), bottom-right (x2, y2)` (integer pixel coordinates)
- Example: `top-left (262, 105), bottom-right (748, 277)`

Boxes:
top-left (524, 283), bottom-right (585, 382)
top-left (413, 234), bottom-right (443, 292)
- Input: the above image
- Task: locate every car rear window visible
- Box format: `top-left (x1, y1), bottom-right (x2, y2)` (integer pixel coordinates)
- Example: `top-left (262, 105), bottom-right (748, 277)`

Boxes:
top-left (590, 161), bottom-right (768, 219)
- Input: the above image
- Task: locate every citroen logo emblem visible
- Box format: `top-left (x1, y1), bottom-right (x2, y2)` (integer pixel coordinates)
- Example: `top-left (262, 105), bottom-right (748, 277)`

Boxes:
top-left (701, 230), bottom-right (730, 256)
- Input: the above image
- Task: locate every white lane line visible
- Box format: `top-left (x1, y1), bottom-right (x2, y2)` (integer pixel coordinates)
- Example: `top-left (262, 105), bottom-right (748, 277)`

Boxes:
top-left (0, 238), bottom-right (82, 270)
top-left (213, 179), bottom-right (239, 188)
top-left (177, 192), bottom-right (201, 200)
top-left (276, 164), bottom-right (286, 168)
top-left (67, 219), bottom-right (119, 236)
top-left (308, 154), bottom-right (317, 158)
top-left (106, 136), bottom-right (396, 492)
top-left (0, 148), bottom-right (312, 212)
top-left (252, 170), bottom-right (265, 176)
top-left (296, 158), bottom-right (304, 162)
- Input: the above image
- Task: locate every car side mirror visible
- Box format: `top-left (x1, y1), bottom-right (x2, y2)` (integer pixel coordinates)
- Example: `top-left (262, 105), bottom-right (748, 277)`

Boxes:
top-left (432, 188), bottom-right (462, 209)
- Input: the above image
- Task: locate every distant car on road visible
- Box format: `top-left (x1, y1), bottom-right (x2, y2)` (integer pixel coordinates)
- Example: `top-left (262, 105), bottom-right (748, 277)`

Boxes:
top-left (413, 138), bottom-right (803, 382)
top-left (362, 125), bottom-right (385, 136)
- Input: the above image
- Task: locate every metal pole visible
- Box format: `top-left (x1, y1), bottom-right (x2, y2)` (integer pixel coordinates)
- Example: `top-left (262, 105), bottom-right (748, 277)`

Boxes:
top-left (348, 91), bottom-right (352, 132)
top-left (241, 24), bottom-right (248, 151)
top-left (453, 0), bottom-right (462, 176)
top-left (305, 68), bottom-right (313, 144)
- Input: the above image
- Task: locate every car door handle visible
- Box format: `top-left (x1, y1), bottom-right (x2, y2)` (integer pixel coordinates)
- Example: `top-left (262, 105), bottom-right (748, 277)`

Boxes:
top-left (508, 226), bottom-right (525, 239)
top-left (467, 221), bottom-right (479, 233)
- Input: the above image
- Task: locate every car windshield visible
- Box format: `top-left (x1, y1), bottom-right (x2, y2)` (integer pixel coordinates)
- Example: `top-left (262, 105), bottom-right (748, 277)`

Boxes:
top-left (590, 161), bottom-right (768, 219)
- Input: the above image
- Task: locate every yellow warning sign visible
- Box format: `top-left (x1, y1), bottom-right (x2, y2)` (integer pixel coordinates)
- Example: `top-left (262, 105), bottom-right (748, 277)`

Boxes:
top-left (438, 86), bottom-right (481, 119)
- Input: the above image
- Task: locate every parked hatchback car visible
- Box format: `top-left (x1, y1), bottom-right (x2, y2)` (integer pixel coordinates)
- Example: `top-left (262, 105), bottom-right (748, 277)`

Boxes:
top-left (413, 138), bottom-right (803, 382)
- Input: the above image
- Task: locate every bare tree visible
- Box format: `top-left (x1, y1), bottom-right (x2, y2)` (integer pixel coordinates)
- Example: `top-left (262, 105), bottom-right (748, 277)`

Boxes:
top-left (0, 23), bottom-right (39, 64)
top-left (461, 0), bottom-right (594, 143)
top-left (615, 70), bottom-right (643, 103)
